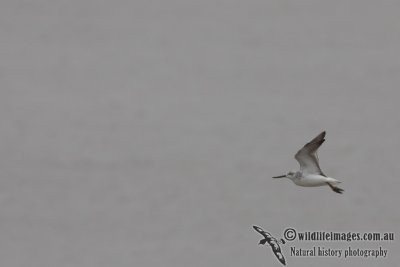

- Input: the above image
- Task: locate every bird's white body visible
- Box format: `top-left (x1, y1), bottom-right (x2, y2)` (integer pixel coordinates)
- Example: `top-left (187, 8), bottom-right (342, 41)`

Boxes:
top-left (291, 174), bottom-right (340, 187)
top-left (273, 131), bottom-right (344, 194)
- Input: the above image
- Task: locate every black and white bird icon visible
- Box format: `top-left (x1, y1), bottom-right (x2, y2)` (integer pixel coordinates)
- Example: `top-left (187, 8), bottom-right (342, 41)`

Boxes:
top-left (253, 225), bottom-right (286, 266)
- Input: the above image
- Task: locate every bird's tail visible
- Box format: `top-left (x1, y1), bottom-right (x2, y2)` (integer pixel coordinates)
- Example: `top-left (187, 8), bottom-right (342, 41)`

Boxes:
top-left (327, 177), bottom-right (341, 184)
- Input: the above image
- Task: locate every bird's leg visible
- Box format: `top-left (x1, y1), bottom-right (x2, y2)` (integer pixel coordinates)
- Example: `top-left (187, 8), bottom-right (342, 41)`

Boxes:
top-left (327, 182), bottom-right (344, 194)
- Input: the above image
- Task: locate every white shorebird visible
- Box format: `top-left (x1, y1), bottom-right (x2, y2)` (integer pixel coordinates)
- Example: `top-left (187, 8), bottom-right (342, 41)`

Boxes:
top-left (273, 131), bottom-right (344, 194)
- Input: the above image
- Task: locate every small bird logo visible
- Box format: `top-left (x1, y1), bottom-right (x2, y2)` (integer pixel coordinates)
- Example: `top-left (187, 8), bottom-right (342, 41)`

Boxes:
top-left (253, 225), bottom-right (286, 266)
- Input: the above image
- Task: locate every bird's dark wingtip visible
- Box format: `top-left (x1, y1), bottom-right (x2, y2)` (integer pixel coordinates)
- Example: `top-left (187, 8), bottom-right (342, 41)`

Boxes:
top-left (253, 225), bottom-right (262, 233)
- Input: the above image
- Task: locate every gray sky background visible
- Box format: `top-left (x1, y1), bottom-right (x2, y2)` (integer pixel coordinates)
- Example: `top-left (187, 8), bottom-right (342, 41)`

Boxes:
top-left (0, 1), bottom-right (399, 266)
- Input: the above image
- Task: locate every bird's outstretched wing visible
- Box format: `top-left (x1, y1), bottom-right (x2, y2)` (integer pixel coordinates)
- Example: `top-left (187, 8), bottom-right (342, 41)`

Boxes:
top-left (269, 240), bottom-right (286, 266)
top-left (294, 131), bottom-right (326, 175)
top-left (253, 226), bottom-right (286, 266)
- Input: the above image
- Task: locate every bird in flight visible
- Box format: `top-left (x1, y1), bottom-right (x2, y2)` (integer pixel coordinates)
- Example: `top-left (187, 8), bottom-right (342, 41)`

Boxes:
top-left (273, 131), bottom-right (344, 194)
top-left (253, 225), bottom-right (286, 266)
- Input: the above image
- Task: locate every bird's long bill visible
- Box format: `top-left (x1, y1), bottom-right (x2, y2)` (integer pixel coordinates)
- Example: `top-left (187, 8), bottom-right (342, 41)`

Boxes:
top-left (272, 175), bottom-right (286, 178)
